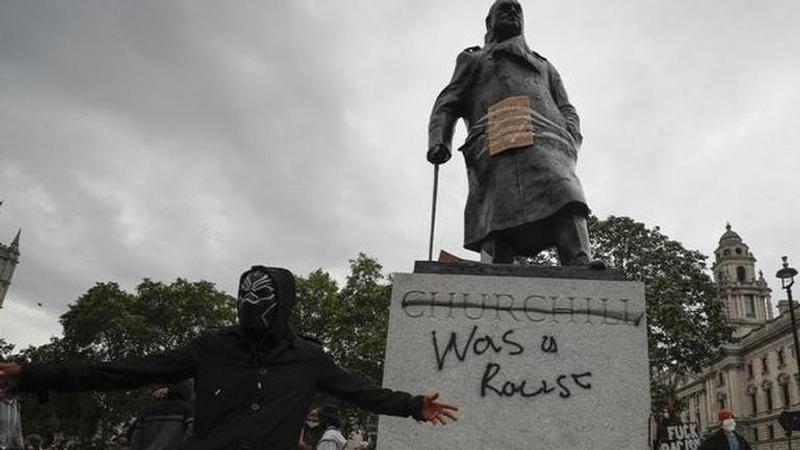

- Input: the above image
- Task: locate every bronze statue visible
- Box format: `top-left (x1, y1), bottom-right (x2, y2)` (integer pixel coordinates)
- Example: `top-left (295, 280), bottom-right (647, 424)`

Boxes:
top-left (427, 0), bottom-right (600, 267)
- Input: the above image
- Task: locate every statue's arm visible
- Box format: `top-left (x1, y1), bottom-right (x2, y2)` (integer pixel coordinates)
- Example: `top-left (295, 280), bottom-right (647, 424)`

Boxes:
top-left (548, 62), bottom-right (583, 146)
top-left (427, 49), bottom-right (479, 163)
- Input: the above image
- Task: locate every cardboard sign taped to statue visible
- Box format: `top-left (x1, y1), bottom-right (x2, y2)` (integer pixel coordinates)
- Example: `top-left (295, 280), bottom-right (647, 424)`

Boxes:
top-left (487, 95), bottom-right (535, 156)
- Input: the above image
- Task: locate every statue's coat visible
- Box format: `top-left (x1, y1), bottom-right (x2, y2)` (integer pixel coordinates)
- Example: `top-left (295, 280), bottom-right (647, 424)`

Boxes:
top-left (429, 35), bottom-right (588, 252)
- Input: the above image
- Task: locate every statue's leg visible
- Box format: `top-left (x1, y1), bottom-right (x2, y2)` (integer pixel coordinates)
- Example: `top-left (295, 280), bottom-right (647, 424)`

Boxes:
top-left (553, 213), bottom-right (593, 266)
top-left (479, 237), bottom-right (515, 264)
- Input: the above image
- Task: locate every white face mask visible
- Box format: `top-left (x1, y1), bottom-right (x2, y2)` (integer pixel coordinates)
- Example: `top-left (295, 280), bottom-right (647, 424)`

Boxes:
top-left (722, 419), bottom-right (736, 432)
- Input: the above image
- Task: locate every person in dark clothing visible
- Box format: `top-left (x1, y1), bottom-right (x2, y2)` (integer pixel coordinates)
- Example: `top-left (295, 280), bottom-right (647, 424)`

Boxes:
top-left (698, 409), bottom-right (752, 450)
top-left (129, 381), bottom-right (194, 450)
top-left (298, 407), bottom-right (322, 450)
top-left (0, 266), bottom-right (458, 450)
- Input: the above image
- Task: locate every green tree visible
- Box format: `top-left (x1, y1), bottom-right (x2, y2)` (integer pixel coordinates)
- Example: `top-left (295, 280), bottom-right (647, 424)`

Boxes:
top-left (16, 279), bottom-right (236, 447)
top-left (0, 338), bottom-right (13, 359)
top-left (588, 215), bottom-right (734, 415)
top-left (292, 253), bottom-right (392, 433)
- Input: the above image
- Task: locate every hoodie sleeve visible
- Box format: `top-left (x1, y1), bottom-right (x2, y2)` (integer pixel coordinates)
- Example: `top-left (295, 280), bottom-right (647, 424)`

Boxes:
top-left (17, 335), bottom-right (203, 394)
top-left (316, 352), bottom-right (424, 420)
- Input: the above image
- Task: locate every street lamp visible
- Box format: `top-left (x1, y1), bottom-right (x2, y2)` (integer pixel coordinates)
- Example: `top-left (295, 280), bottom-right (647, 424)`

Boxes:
top-left (778, 257), bottom-right (800, 368)
top-left (777, 257), bottom-right (800, 446)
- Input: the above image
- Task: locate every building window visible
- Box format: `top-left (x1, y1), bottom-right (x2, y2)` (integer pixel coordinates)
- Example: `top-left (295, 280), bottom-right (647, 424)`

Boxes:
top-left (737, 266), bottom-right (747, 282)
top-left (750, 393), bottom-right (758, 416)
top-left (748, 363), bottom-right (754, 379)
top-left (779, 348), bottom-right (786, 367)
top-left (768, 424), bottom-right (775, 440)
top-left (736, 247), bottom-right (743, 255)
top-left (754, 427), bottom-right (759, 441)
top-left (783, 383), bottom-right (791, 407)
top-left (763, 356), bottom-right (770, 374)
top-left (718, 398), bottom-right (726, 411)
top-left (718, 371), bottom-right (725, 386)
top-left (695, 410), bottom-right (701, 428)
top-left (724, 249), bottom-right (730, 256)
top-left (766, 388), bottom-right (774, 411)
top-left (745, 295), bottom-right (756, 317)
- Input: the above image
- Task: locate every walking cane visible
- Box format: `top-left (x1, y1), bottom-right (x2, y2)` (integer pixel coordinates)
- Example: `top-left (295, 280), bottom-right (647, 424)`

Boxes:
top-left (427, 164), bottom-right (440, 261)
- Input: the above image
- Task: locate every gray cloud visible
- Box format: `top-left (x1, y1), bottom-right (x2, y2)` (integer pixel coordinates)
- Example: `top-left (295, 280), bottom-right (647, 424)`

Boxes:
top-left (1, 0), bottom-right (798, 348)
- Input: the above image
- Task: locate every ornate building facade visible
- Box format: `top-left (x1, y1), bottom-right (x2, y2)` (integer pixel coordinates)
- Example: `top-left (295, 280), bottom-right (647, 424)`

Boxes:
top-left (677, 224), bottom-right (799, 449)
top-left (0, 228), bottom-right (20, 308)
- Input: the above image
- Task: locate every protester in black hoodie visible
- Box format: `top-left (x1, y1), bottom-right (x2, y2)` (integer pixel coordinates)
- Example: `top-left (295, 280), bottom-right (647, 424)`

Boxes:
top-left (0, 266), bottom-right (458, 450)
top-left (129, 381), bottom-right (193, 450)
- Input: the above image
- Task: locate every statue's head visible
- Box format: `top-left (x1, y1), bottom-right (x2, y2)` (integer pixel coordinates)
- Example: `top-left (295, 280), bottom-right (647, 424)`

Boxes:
top-left (485, 0), bottom-right (524, 44)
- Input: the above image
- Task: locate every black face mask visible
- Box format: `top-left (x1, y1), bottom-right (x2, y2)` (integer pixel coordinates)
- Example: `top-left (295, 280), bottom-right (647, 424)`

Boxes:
top-left (237, 269), bottom-right (279, 333)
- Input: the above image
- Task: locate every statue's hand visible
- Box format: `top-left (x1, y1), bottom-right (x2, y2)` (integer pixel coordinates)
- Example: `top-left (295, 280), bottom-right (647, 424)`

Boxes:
top-left (427, 144), bottom-right (451, 165)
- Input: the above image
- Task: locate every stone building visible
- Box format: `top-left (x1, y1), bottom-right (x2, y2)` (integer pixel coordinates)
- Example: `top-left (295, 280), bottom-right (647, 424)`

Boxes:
top-left (677, 224), bottom-right (800, 449)
top-left (0, 228), bottom-right (20, 309)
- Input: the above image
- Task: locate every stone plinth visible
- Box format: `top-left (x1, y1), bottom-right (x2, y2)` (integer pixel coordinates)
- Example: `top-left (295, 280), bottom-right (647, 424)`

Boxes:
top-left (378, 262), bottom-right (650, 450)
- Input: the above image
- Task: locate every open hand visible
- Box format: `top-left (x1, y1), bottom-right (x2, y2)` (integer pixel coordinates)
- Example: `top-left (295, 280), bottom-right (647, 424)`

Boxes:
top-left (0, 363), bottom-right (21, 400)
top-left (421, 392), bottom-right (458, 425)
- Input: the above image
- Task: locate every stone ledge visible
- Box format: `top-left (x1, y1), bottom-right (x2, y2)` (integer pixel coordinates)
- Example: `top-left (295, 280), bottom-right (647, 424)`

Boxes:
top-left (413, 260), bottom-right (628, 281)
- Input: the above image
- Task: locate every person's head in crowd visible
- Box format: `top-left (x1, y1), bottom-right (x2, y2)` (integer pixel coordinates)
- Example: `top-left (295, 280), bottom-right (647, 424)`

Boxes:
top-left (24, 434), bottom-right (43, 450)
top-left (152, 384), bottom-right (169, 399)
top-left (306, 407), bottom-right (320, 429)
top-left (718, 409), bottom-right (736, 433)
top-left (317, 404), bottom-right (342, 430)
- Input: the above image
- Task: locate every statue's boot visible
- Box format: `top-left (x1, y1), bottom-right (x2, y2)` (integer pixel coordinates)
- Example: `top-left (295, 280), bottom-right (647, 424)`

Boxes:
top-left (479, 238), bottom-right (515, 264)
top-left (554, 214), bottom-right (606, 269)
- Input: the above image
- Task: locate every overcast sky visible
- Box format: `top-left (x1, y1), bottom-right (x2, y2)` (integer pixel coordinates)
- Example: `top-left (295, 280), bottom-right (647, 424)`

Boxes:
top-left (1, 0), bottom-right (798, 349)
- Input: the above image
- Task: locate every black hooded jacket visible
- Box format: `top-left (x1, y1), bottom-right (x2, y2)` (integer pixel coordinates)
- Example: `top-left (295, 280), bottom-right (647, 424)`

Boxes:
top-left (18, 267), bottom-right (424, 450)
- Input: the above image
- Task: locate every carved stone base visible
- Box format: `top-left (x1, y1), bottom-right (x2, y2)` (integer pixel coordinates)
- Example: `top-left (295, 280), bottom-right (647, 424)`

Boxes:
top-left (378, 269), bottom-right (649, 449)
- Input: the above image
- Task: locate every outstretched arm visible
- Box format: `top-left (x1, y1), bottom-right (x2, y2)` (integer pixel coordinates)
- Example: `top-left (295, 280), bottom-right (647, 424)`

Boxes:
top-left (428, 48), bottom-right (479, 165)
top-left (316, 353), bottom-right (457, 424)
top-left (0, 336), bottom-right (203, 396)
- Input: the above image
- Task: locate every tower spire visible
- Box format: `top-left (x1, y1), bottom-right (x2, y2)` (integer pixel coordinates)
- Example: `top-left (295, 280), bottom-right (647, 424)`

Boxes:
top-left (9, 228), bottom-right (20, 253)
top-left (712, 224), bottom-right (771, 337)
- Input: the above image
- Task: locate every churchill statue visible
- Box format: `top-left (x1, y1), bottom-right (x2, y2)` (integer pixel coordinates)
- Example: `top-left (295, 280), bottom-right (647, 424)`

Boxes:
top-left (427, 0), bottom-right (600, 267)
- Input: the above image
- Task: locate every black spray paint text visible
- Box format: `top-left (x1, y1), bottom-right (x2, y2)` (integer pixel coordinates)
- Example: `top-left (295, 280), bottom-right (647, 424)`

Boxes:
top-left (480, 363), bottom-right (592, 399)
top-left (402, 290), bottom-right (643, 326)
top-left (432, 325), bottom-right (561, 370)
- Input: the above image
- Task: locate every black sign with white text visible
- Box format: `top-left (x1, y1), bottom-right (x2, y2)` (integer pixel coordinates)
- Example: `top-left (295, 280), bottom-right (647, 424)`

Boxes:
top-left (658, 423), bottom-right (701, 450)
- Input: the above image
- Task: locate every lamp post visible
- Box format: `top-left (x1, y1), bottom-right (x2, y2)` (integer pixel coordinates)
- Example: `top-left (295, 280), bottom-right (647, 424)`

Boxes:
top-left (778, 257), bottom-right (800, 372)
top-left (777, 257), bottom-right (800, 447)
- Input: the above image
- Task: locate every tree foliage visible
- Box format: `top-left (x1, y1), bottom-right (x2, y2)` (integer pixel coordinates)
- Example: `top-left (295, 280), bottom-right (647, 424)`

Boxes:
top-left (292, 253), bottom-right (392, 433)
top-left (0, 338), bottom-right (13, 360)
top-left (8, 255), bottom-right (391, 443)
top-left (588, 215), bottom-right (734, 413)
top-left (15, 279), bottom-right (236, 447)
